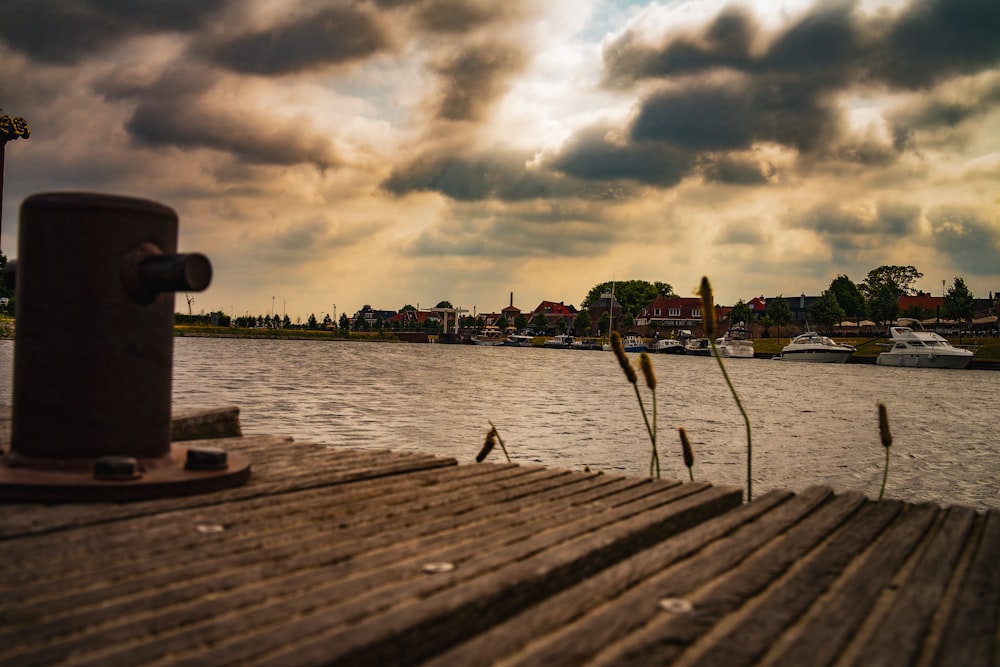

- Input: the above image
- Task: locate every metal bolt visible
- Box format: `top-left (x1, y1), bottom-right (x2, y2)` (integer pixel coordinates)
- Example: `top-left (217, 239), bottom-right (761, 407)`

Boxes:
top-left (94, 456), bottom-right (141, 481)
top-left (186, 446), bottom-right (228, 471)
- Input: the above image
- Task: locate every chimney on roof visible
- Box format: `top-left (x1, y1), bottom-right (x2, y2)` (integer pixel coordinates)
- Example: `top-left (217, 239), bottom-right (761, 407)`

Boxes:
top-left (510, 292), bottom-right (513, 307)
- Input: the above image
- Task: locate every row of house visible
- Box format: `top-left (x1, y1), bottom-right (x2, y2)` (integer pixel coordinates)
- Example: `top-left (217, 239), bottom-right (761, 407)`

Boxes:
top-left (351, 290), bottom-right (1000, 336)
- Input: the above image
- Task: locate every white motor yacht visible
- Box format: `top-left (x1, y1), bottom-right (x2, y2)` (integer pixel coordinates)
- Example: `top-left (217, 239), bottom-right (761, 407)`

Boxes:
top-left (876, 327), bottom-right (973, 369)
top-left (781, 333), bottom-right (855, 363)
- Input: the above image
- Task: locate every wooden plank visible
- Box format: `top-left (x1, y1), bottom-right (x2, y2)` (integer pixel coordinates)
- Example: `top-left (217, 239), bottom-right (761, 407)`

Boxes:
top-left (458, 486), bottom-right (836, 667)
top-left (421, 489), bottom-right (797, 667)
top-left (756, 502), bottom-right (940, 667)
top-left (671, 499), bottom-right (907, 667)
top-left (170, 406), bottom-right (242, 440)
top-left (843, 506), bottom-right (979, 667)
top-left (931, 510), bottom-right (1000, 667)
top-left (584, 491), bottom-right (868, 666)
top-left (0, 468), bottom-right (706, 666)
top-left (0, 438), bottom-right (458, 538)
top-left (238, 485), bottom-right (744, 667)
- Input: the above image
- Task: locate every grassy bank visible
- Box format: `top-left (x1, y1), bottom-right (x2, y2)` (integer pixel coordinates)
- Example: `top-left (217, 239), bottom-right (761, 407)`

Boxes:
top-left (751, 334), bottom-right (1000, 361)
top-left (173, 324), bottom-right (401, 341)
top-left (3, 317), bottom-right (998, 362)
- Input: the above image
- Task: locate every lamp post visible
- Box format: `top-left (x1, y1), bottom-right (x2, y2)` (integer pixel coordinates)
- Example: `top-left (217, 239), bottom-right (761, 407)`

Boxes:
top-left (0, 110), bottom-right (31, 253)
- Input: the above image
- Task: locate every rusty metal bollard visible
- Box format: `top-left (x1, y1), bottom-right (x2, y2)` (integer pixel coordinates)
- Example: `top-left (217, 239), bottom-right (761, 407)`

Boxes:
top-left (0, 192), bottom-right (250, 501)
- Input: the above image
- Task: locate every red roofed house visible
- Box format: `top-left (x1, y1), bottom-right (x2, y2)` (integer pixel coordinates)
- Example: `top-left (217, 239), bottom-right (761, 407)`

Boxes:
top-left (530, 300), bottom-right (577, 331)
top-left (636, 296), bottom-right (704, 331)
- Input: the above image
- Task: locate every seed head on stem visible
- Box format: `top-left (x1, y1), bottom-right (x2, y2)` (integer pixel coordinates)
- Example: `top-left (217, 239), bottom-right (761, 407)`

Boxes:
top-left (698, 277), bottom-right (717, 338)
top-left (639, 352), bottom-right (656, 390)
top-left (877, 403), bottom-right (892, 500)
top-left (878, 402), bottom-right (893, 448)
top-left (678, 427), bottom-right (695, 481)
top-left (611, 331), bottom-right (637, 384)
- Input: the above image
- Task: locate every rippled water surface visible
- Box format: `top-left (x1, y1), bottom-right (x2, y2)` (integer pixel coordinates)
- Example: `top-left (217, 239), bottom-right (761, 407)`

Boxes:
top-left (2, 338), bottom-right (998, 508)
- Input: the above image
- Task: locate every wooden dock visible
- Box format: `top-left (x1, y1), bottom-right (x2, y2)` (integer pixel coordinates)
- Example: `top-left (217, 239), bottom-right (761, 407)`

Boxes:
top-left (0, 407), bottom-right (996, 666)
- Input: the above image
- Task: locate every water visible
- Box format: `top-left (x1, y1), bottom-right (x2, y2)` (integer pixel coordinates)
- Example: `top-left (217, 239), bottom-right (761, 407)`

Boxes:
top-left (2, 338), bottom-right (998, 509)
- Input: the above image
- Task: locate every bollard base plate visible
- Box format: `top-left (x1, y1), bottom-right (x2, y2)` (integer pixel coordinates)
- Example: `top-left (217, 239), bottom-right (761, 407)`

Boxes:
top-left (0, 444), bottom-right (250, 502)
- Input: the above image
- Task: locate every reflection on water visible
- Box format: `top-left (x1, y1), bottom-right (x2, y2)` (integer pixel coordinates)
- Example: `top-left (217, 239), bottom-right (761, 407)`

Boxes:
top-left (2, 338), bottom-right (998, 509)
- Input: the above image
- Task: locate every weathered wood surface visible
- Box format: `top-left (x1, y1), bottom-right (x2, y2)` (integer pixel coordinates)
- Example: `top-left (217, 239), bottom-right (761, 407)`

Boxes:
top-left (0, 408), bottom-right (996, 666)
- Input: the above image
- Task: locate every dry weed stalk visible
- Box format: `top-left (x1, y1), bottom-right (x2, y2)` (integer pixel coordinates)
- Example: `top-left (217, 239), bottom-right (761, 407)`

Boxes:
top-left (700, 276), bottom-right (753, 501)
top-left (611, 331), bottom-right (660, 479)
top-left (877, 403), bottom-right (892, 501)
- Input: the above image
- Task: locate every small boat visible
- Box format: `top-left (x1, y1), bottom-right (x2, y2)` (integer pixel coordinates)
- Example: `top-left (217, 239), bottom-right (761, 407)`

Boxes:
top-left (602, 334), bottom-right (647, 352)
top-left (781, 332), bottom-right (854, 363)
top-left (684, 338), bottom-right (712, 356)
top-left (715, 329), bottom-right (755, 358)
top-left (503, 334), bottom-right (535, 347)
top-left (876, 326), bottom-right (973, 369)
top-left (543, 334), bottom-right (575, 349)
top-left (572, 337), bottom-right (603, 351)
top-left (650, 339), bottom-right (686, 354)
top-left (471, 326), bottom-right (506, 346)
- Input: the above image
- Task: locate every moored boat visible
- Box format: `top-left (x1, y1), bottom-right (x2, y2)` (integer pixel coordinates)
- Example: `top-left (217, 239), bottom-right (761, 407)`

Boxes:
top-left (602, 334), bottom-right (647, 352)
top-left (780, 332), bottom-right (855, 363)
top-left (543, 334), bottom-right (575, 349)
top-left (715, 328), bottom-right (754, 358)
top-left (684, 337), bottom-right (711, 356)
top-left (471, 326), bottom-right (506, 346)
top-left (503, 334), bottom-right (535, 347)
top-left (572, 337), bottom-right (603, 351)
top-left (876, 326), bottom-right (973, 369)
top-left (650, 338), bottom-right (686, 354)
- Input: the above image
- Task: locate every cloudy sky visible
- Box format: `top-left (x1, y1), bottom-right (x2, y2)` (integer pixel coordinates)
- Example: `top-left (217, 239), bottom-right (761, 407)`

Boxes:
top-left (2, 0), bottom-right (998, 321)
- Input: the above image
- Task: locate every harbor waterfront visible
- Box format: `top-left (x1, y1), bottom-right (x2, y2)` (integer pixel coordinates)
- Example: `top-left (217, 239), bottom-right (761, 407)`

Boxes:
top-left (1, 337), bottom-right (998, 510)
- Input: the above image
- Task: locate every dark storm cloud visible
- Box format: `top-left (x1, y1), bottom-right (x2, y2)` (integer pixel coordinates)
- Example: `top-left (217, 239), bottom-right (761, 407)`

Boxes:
top-left (592, 0), bottom-right (1000, 170)
top-left (788, 200), bottom-right (920, 251)
top-left (602, 7), bottom-right (759, 85)
top-left (928, 207), bottom-right (1000, 276)
top-left (891, 79), bottom-right (1000, 132)
top-left (0, 0), bottom-right (229, 64)
top-left (201, 6), bottom-right (388, 75)
top-left (870, 0), bottom-right (1000, 90)
top-left (383, 149), bottom-right (605, 201)
top-left (630, 79), bottom-right (838, 153)
top-left (410, 0), bottom-right (522, 34)
top-left (702, 155), bottom-right (775, 185)
top-left (550, 126), bottom-right (695, 187)
top-left (124, 66), bottom-right (339, 167)
top-left (431, 42), bottom-right (529, 122)
top-left (406, 205), bottom-right (609, 258)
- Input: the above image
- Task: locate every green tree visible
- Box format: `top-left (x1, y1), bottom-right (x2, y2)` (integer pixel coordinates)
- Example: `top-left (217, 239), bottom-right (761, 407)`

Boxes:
top-left (807, 290), bottom-right (845, 333)
top-left (282, 314), bottom-right (291, 328)
top-left (530, 311), bottom-right (549, 332)
top-left (621, 310), bottom-right (635, 331)
top-left (581, 280), bottom-right (674, 317)
top-left (759, 315), bottom-right (774, 338)
top-left (573, 309), bottom-right (591, 334)
top-left (943, 277), bottom-right (976, 327)
top-left (861, 265), bottom-right (923, 301)
top-left (868, 284), bottom-right (900, 327)
top-left (829, 275), bottom-right (866, 321)
top-left (514, 313), bottom-right (527, 331)
top-left (728, 299), bottom-right (752, 327)
top-left (496, 315), bottom-right (509, 331)
top-left (339, 313), bottom-right (350, 332)
top-left (765, 297), bottom-right (793, 337)
top-left (435, 300), bottom-right (453, 309)
top-left (307, 313), bottom-right (318, 329)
